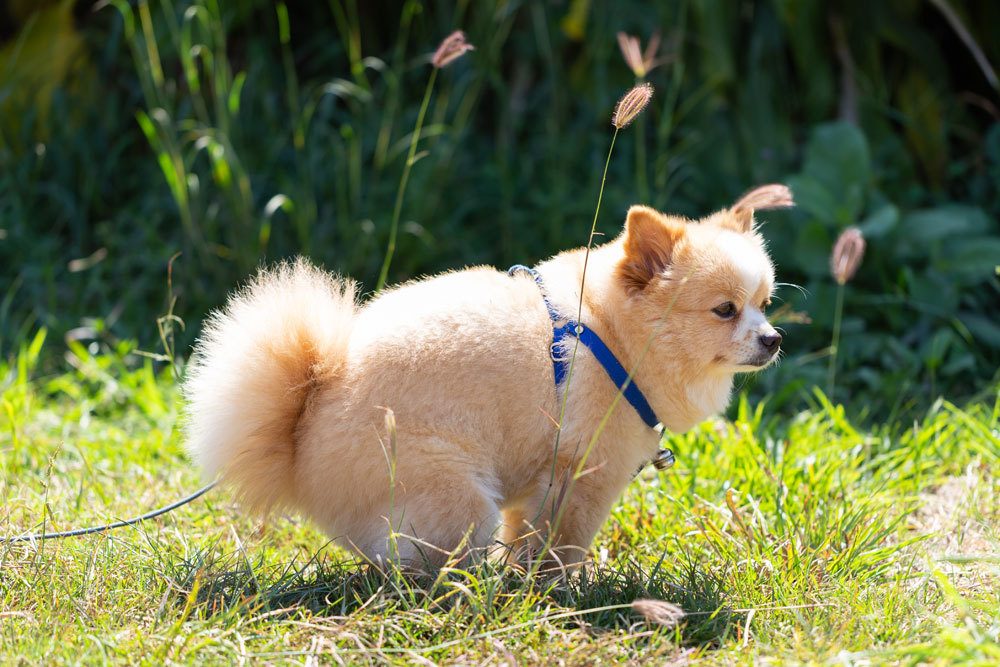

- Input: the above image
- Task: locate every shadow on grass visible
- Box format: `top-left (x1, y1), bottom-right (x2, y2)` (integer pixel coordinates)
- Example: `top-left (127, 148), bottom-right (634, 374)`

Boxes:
top-left (555, 557), bottom-right (738, 647)
top-left (161, 541), bottom-right (738, 649)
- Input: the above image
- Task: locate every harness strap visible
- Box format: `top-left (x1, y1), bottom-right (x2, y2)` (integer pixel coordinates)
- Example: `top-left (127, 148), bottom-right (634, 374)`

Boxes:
top-left (508, 264), bottom-right (660, 430)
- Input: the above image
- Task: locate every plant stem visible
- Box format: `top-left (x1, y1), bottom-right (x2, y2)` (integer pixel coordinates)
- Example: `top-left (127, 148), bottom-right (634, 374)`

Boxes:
top-left (546, 267), bottom-right (691, 557)
top-left (635, 111), bottom-right (648, 203)
top-left (376, 67), bottom-right (438, 293)
top-left (557, 126), bottom-right (619, 441)
top-left (576, 130), bottom-right (618, 326)
top-left (528, 127), bottom-right (619, 573)
top-left (827, 282), bottom-right (845, 398)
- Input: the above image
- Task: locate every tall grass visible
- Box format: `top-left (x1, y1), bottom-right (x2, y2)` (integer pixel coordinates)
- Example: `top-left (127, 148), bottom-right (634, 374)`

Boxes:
top-left (374, 30), bottom-right (474, 292)
top-left (826, 227), bottom-right (865, 399)
top-left (538, 83), bottom-right (658, 564)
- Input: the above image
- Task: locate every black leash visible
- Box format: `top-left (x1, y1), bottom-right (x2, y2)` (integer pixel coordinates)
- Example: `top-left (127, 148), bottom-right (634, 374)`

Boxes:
top-left (1, 480), bottom-right (217, 544)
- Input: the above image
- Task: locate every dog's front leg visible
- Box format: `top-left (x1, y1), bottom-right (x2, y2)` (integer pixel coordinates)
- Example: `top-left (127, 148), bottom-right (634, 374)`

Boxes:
top-left (504, 465), bottom-right (627, 571)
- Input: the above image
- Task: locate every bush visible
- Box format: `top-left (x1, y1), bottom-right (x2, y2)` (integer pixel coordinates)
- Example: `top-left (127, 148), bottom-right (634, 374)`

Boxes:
top-left (0, 0), bottom-right (997, 416)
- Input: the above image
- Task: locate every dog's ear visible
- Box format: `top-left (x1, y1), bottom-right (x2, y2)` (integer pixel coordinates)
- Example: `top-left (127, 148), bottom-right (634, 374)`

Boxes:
top-left (617, 205), bottom-right (686, 294)
top-left (727, 183), bottom-right (795, 233)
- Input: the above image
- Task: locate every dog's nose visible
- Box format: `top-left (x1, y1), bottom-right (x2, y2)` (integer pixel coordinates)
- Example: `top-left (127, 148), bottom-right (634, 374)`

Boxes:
top-left (759, 332), bottom-right (782, 351)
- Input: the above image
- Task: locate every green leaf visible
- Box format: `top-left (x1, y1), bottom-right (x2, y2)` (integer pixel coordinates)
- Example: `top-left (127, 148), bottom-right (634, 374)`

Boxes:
top-left (858, 204), bottom-right (898, 239)
top-left (135, 109), bottom-right (186, 208)
top-left (276, 3), bottom-right (291, 44)
top-left (936, 237), bottom-right (1000, 280)
top-left (902, 206), bottom-right (992, 244)
top-left (801, 122), bottom-right (871, 224)
top-left (263, 194), bottom-right (294, 218)
top-left (26, 328), bottom-right (46, 368)
top-left (787, 175), bottom-right (837, 225)
top-left (897, 71), bottom-right (946, 188)
top-left (228, 71), bottom-right (246, 115)
top-left (904, 268), bottom-right (958, 317)
top-left (960, 313), bottom-right (1000, 349)
top-left (792, 222), bottom-right (832, 278)
top-left (921, 328), bottom-right (955, 370)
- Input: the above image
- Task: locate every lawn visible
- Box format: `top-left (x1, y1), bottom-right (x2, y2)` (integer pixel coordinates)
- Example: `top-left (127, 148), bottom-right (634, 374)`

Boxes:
top-left (2, 332), bottom-right (997, 664)
top-left (2, 1), bottom-right (999, 663)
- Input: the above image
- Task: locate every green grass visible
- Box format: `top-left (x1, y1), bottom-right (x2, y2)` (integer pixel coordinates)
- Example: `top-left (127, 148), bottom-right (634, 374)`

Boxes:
top-left (2, 336), bottom-right (998, 664)
top-left (2, 3), bottom-right (998, 662)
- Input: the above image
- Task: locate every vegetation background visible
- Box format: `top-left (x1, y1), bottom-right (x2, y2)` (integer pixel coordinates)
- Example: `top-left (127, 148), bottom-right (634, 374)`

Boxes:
top-left (1, 0), bottom-right (998, 417)
top-left (1, 1), bottom-right (999, 664)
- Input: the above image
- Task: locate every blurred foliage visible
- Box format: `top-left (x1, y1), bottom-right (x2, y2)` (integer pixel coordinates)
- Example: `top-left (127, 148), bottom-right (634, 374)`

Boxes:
top-left (0, 0), bottom-right (87, 136)
top-left (0, 0), bottom-right (998, 417)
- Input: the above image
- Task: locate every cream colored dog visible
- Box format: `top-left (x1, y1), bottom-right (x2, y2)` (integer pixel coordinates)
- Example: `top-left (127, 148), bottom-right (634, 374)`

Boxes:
top-left (184, 184), bottom-right (793, 569)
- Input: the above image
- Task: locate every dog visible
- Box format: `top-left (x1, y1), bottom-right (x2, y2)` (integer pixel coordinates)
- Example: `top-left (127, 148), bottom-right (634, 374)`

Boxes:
top-left (183, 184), bottom-right (793, 570)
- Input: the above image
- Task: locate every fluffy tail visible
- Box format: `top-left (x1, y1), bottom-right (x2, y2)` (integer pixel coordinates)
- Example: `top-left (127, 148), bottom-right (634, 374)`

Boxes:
top-left (183, 258), bottom-right (356, 510)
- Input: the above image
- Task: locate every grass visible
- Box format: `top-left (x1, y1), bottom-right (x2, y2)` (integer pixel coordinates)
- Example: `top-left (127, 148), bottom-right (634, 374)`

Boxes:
top-left (2, 336), bottom-right (998, 664)
top-left (2, 3), bottom-right (998, 663)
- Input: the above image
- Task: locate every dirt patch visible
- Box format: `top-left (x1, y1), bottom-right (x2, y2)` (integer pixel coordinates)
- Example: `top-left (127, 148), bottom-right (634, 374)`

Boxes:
top-left (913, 467), bottom-right (997, 558)
top-left (909, 466), bottom-right (999, 605)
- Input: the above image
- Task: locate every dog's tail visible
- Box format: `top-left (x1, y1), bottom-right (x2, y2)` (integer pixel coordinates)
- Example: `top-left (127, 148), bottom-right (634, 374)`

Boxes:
top-left (183, 258), bottom-right (356, 510)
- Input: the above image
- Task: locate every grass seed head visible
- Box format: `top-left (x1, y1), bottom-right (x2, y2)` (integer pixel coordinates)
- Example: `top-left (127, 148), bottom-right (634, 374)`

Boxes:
top-left (612, 83), bottom-right (654, 129)
top-left (616, 32), bottom-right (664, 79)
top-left (432, 30), bottom-right (475, 69)
top-left (632, 599), bottom-right (685, 627)
top-left (831, 227), bottom-right (866, 285)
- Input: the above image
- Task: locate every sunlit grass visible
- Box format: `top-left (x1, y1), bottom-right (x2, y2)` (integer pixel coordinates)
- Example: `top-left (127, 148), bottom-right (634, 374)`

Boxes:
top-left (1, 339), bottom-right (997, 663)
top-left (2, 3), bottom-right (997, 661)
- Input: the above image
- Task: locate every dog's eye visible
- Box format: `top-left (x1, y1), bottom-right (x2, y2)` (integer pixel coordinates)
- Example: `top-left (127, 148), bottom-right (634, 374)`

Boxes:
top-left (712, 302), bottom-right (737, 319)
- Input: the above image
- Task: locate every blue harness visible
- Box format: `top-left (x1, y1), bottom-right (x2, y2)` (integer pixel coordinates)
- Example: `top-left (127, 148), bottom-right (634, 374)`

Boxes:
top-left (508, 265), bottom-right (661, 430)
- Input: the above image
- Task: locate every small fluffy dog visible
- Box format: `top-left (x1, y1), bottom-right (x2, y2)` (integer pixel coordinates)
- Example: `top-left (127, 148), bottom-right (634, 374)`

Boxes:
top-left (184, 184), bottom-right (793, 569)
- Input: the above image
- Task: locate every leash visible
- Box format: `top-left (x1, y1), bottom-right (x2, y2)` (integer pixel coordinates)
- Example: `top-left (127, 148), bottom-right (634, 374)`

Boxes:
top-left (1, 480), bottom-right (217, 544)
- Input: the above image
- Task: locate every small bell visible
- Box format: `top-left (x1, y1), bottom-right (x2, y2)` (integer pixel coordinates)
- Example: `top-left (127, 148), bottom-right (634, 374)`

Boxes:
top-left (652, 448), bottom-right (675, 470)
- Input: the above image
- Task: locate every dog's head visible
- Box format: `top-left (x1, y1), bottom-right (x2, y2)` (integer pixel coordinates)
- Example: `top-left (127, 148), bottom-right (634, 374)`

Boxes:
top-left (614, 184), bottom-right (793, 374)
